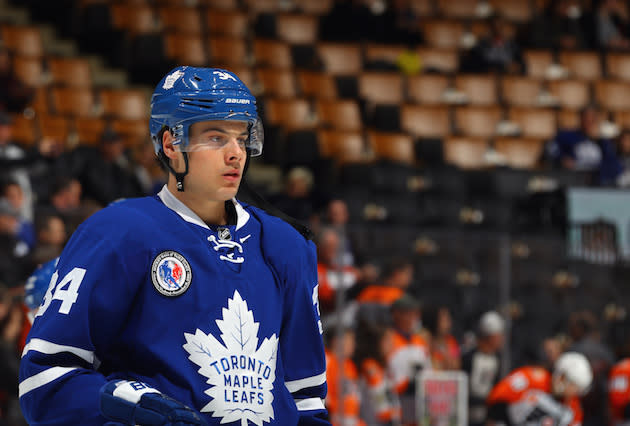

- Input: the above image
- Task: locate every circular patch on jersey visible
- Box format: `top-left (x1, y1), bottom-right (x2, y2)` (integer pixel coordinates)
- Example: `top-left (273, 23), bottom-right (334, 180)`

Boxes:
top-left (151, 251), bottom-right (192, 297)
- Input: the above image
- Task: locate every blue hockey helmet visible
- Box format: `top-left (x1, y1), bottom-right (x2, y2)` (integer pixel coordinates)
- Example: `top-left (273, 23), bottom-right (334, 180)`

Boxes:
top-left (149, 66), bottom-right (263, 156)
top-left (24, 257), bottom-right (59, 310)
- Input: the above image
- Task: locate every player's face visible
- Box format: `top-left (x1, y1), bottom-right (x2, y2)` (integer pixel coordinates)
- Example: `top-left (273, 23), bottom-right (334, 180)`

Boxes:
top-left (185, 120), bottom-right (248, 201)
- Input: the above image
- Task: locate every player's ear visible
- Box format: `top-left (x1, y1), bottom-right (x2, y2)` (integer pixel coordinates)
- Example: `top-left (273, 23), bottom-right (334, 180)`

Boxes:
top-left (162, 129), bottom-right (178, 161)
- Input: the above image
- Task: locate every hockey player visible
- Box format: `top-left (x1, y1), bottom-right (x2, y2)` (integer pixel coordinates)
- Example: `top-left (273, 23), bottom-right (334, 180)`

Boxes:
top-left (19, 67), bottom-right (329, 425)
top-left (486, 352), bottom-right (593, 426)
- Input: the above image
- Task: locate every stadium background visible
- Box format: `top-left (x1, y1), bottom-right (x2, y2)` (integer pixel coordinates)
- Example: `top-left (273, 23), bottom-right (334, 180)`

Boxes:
top-left (1, 0), bottom-right (630, 424)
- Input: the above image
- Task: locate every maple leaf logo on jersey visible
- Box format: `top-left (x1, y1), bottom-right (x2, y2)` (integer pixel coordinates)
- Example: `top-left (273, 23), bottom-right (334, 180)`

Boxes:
top-left (183, 290), bottom-right (278, 426)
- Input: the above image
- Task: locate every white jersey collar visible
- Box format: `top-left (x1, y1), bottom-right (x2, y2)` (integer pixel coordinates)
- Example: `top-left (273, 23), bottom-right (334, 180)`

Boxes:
top-left (157, 185), bottom-right (250, 231)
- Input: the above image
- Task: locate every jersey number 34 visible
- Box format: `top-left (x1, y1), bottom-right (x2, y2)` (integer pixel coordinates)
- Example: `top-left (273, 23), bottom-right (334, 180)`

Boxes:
top-left (35, 268), bottom-right (87, 318)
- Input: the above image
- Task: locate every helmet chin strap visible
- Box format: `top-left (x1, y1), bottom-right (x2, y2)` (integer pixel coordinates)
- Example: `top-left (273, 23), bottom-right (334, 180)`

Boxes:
top-left (158, 149), bottom-right (189, 192)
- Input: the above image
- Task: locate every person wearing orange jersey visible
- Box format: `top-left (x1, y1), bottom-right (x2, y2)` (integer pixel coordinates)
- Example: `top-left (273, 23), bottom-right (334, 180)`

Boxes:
top-left (325, 328), bottom-right (365, 426)
top-left (355, 322), bottom-right (401, 426)
top-left (486, 352), bottom-right (592, 426)
top-left (423, 304), bottom-right (461, 370)
top-left (356, 258), bottom-right (413, 307)
top-left (609, 358), bottom-right (630, 425)
top-left (316, 227), bottom-right (361, 315)
top-left (387, 294), bottom-right (430, 424)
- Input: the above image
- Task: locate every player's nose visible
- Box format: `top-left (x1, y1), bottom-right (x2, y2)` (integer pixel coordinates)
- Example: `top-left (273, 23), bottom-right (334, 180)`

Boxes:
top-left (223, 137), bottom-right (244, 162)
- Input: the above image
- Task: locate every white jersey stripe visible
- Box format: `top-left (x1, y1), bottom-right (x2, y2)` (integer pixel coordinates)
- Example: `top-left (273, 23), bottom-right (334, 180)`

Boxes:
top-left (285, 371), bottom-right (327, 393)
top-left (22, 338), bottom-right (97, 366)
top-left (295, 397), bottom-right (325, 411)
top-left (19, 366), bottom-right (78, 397)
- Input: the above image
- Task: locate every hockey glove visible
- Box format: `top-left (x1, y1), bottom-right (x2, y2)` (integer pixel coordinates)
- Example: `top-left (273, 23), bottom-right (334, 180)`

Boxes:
top-left (99, 380), bottom-right (207, 426)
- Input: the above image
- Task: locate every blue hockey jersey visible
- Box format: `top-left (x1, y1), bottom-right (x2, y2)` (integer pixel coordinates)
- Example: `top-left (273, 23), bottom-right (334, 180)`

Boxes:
top-left (19, 186), bottom-right (329, 425)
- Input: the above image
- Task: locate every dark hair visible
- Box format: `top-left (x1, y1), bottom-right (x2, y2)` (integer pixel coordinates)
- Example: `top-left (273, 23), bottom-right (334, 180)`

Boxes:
top-left (422, 304), bottom-right (443, 336)
top-left (354, 320), bottom-right (390, 367)
top-left (381, 257), bottom-right (412, 280)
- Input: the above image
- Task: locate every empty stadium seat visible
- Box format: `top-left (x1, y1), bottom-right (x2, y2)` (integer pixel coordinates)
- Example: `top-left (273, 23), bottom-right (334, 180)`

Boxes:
top-left (454, 106), bottom-right (503, 138)
top-left (164, 33), bottom-right (208, 66)
top-left (51, 87), bottom-right (96, 117)
top-left (297, 71), bottom-right (337, 99)
top-left (12, 56), bottom-right (44, 87)
top-left (606, 53), bottom-right (630, 81)
top-left (359, 72), bottom-right (404, 104)
top-left (417, 47), bottom-right (459, 73)
top-left (264, 98), bottom-right (316, 130)
top-left (364, 43), bottom-right (408, 67)
top-left (276, 13), bottom-right (319, 44)
top-left (559, 51), bottom-right (602, 80)
top-left (254, 39), bottom-right (292, 68)
top-left (10, 114), bottom-right (38, 147)
top-left (443, 136), bottom-right (489, 169)
top-left (490, 0), bottom-right (532, 21)
top-left (422, 20), bottom-right (465, 49)
top-left (436, 0), bottom-right (479, 19)
top-left (494, 137), bottom-right (545, 169)
top-left (501, 77), bottom-right (542, 107)
top-left (407, 74), bottom-right (451, 104)
top-left (110, 4), bottom-right (159, 35)
top-left (48, 57), bottom-right (92, 87)
top-left (207, 36), bottom-right (249, 66)
top-left (401, 104), bottom-right (451, 139)
top-left (317, 129), bottom-right (366, 164)
top-left (368, 131), bottom-right (415, 165)
top-left (158, 6), bottom-right (203, 34)
top-left (547, 79), bottom-right (591, 110)
top-left (206, 9), bottom-right (249, 37)
top-left (595, 80), bottom-right (630, 111)
top-left (454, 75), bottom-right (498, 106)
top-left (317, 43), bottom-right (362, 75)
top-left (523, 50), bottom-right (554, 79)
top-left (100, 89), bottom-right (149, 120)
top-left (74, 117), bottom-right (107, 146)
top-left (316, 100), bottom-right (362, 131)
top-left (508, 107), bottom-right (557, 140)
top-left (111, 118), bottom-right (150, 148)
top-left (1, 25), bottom-right (44, 57)
top-left (38, 114), bottom-right (70, 143)
top-left (256, 68), bottom-right (297, 98)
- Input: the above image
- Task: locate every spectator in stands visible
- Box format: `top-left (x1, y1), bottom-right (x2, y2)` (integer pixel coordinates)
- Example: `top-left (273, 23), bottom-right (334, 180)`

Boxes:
top-left (354, 322), bottom-right (401, 425)
top-left (423, 304), bottom-right (461, 370)
top-left (567, 310), bottom-right (614, 424)
top-left (130, 142), bottom-right (165, 196)
top-left (0, 284), bottom-right (25, 425)
top-left (270, 166), bottom-right (317, 224)
top-left (596, 0), bottom-right (630, 50)
top-left (30, 213), bottom-right (66, 267)
top-left (527, 0), bottom-right (594, 50)
top-left (326, 198), bottom-right (355, 266)
top-left (0, 47), bottom-right (34, 114)
top-left (546, 106), bottom-right (622, 185)
top-left (460, 15), bottom-right (525, 74)
top-left (462, 310), bottom-right (505, 426)
top-left (64, 128), bottom-right (143, 207)
top-left (0, 180), bottom-right (35, 251)
top-left (388, 294), bottom-right (430, 424)
top-left (324, 327), bottom-right (364, 425)
top-left (40, 176), bottom-right (97, 235)
top-left (615, 129), bottom-right (630, 186)
top-left (316, 226), bottom-right (362, 317)
top-left (0, 112), bottom-right (35, 222)
top-left (357, 257), bottom-right (414, 307)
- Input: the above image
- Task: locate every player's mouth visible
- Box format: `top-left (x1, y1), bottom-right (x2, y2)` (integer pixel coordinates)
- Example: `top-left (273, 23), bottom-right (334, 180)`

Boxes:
top-left (222, 170), bottom-right (240, 182)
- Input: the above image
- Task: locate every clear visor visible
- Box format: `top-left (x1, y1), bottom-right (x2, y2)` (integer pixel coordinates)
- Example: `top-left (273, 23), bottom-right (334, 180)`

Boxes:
top-left (173, 118), bottom-right (263, 156)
